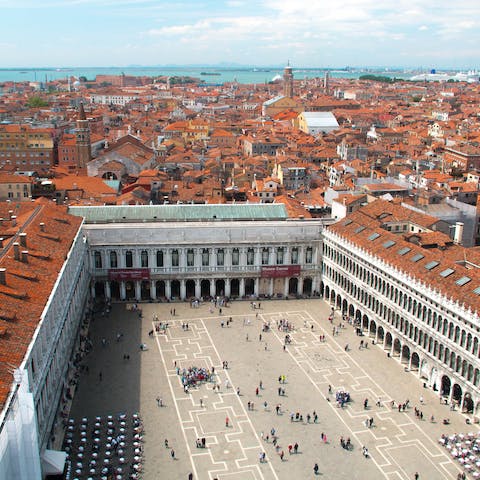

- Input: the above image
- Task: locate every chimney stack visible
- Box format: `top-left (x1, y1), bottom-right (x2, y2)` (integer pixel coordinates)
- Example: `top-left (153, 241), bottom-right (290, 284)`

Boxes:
top-left (11, 216), bottom-right (17, 227)
top-left (19, 232), bottom-right (27, 248)
top-left (21, 251), bottom-right (28, 263)
top-left (39, 222), bottom-right (45, 232)
top-left (13, 242), bottom-right (20, 260)
top-left (8, 210), bottom-right (13, 219)
top-left (0, 268), bottom-right (5, 285)
top-left (0, 238), bottom-right (3, 248)
top-left (454, 222), bottom-right (464, 244)
top-left (0, 218), bottom-right (3, 226)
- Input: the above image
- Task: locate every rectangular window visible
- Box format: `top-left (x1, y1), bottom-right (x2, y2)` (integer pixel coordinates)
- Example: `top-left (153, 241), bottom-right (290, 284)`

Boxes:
top-left (247, 248), bottom-right (254, 265)
top-left (411, 253), bottom-right (424, 262)
top-left (440, 268), bottom-right (454, 278)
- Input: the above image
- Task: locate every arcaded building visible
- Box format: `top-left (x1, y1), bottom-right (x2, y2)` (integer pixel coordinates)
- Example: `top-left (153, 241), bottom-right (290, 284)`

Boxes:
top-left (72, 204), bottom-right (328, 302)
top-left (1, 199), bottom-right (480, 479)
top-left (322, 199), bottom-right (480, 416)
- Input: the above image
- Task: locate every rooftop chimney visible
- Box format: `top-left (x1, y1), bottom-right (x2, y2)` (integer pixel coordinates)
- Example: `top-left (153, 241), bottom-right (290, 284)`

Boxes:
top-left (13, 242), bottom-right (20, 261)
top-left (0, 268), bottom-right (5, 285)
top-left (21, 251), bottom-right (28, 263)
top-left (11, 216), bottom-right (17, 227)
top-left (0, 218), bottom-right (3, 226)
top-left (19, 232), bottom-right (27, 248)
top-left (454, 222), bottom-right (464, 244)
top-left (39, 222), bottom-right (45, 232)
top-left (0, 238), bottom-right (3, 248)
top-left (8, 210), bottom-right (13, 219)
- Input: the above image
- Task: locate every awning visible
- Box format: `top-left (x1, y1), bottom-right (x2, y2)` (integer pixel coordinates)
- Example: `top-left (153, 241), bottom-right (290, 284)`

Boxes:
top-left (42, 449), bottom-right (67, 476)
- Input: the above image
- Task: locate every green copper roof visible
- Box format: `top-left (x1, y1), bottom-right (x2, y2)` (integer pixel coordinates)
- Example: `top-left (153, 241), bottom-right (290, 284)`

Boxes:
top-left (69, 203), bottom-right (288, 223)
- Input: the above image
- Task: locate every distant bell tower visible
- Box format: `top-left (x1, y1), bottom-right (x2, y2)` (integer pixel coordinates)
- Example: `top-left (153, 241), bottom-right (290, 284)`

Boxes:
top-left (75, 102), bottom-right (91, 170)
top-left (324, 71), bottom-right (330, 95)
top-left (283, 61), bottom-right (294, 98)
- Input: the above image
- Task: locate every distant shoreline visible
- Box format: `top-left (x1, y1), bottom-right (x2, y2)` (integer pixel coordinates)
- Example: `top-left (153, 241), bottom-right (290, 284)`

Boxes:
top-left (0, 66), bottom-right (474, 84)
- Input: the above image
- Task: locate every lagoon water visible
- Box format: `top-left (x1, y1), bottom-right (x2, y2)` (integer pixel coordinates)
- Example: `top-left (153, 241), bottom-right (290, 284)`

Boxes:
top-left (0, 66), bottom-right (413, 85)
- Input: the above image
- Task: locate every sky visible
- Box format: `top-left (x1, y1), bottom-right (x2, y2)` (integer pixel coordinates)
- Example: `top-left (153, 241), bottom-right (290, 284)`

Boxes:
top-left (0, 0), bottom-right (479, 69)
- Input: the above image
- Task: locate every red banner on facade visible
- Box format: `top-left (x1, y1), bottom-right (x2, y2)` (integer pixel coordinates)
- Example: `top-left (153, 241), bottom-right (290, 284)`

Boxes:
top-left (108, 268), bottom-right (150, 281)
top-left (261, 265), bottom-right (301, 278)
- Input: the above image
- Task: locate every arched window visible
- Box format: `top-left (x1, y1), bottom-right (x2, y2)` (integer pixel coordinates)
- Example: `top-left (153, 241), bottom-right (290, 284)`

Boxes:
top-left (232, 248), bottom-right (239, 266)
top-left (125, 250), bottom-right (133, 268)
top-left (202, 249), bottom-right (209, 266)
top-left (247, 248), bottom-right (254, 265)
top-left (305, 247), bottom-right (313, 264)
top-left (276, 247), bottom-right (284, 265)
top-left (291, 247), bottom-right (298, 264)
top-left (140, 250), bottom-right (148, 268)
top-left (217, 249), bottom-right (224, 266)
top-left (262, 248), bottom-right (269, 265)
top-left (187, 249), bottom-right (194, 267)
top-left (156, 250), bottom-right (164, 267)
top-left (94, 251), bottom-right (102, 269)
top-left (110, 251), bottom-right (117, 268)
top-left (171, 249), bottom-right (179, 267)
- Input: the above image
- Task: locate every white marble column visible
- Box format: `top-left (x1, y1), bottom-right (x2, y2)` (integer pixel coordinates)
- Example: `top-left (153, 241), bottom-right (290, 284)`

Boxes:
top-left (240, 278), bottom-right (245, 297)
top-left (166, 280), bottom-right (171, 299)
top-left (210, 279), bottom-right (215, 297)
top-left (195, 279), bottom-right (201, 298)
top-left (120, 281), bottom-right (126, 300)
top-left (135, 281), bottom-right (141, 301)
top-left (254, 247), bottom-right (261, 267)
top-left (240, 248), bottom-right (247, 267)
top-left (150, 280), bottom-right (157, 300)
top-left (269, 247), bottom-right (275, 265)
top-left (225, 278), bottom-right (231, 297)
top-left (180, 279), bottom-right (186, 300)
top-left (298, 277), bottom-right (304, 295)
top-left (254, 278), bottom-right (260, 296)
top-left (284, 278), bottom-right (289, 297)
top-left (105, 281), bottom-right (111, 299)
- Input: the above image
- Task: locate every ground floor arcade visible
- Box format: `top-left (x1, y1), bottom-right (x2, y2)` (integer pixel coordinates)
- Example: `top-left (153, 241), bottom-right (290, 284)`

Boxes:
top-left (322, 280), bottom-right (480, 420)
top-left (92, 274), bottom-right (320, 301)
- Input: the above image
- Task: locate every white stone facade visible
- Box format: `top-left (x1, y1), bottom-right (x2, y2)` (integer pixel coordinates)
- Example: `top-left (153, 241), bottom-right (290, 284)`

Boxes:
top-left (85, 219), bottom-right (325, 302)
top-left (322, 228), bottom-right (480, 416)
top-left (0, 228), bottom-right (89, 479)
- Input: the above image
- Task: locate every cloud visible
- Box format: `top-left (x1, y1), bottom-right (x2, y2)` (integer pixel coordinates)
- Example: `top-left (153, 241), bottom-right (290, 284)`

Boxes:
top-left (3, 0), bottom-right (480, 67)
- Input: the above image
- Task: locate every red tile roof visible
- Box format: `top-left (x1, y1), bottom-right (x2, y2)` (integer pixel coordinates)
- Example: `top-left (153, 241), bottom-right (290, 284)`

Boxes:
top-left (0, 202), bottom-right (83, 409)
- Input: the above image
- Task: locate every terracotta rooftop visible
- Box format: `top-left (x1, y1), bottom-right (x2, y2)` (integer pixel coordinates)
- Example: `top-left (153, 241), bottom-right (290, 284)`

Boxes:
top-left (327, 200), bottom-right (480, 314)
top-left (0, 202), bottom-right (83, 410)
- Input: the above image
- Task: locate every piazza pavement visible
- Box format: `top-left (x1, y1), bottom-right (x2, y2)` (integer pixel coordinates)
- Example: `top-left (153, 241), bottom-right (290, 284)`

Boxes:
top-left (69, 298), bottom-right (478, 480)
